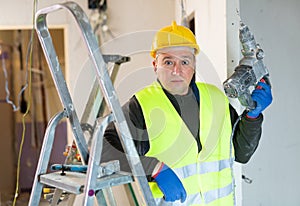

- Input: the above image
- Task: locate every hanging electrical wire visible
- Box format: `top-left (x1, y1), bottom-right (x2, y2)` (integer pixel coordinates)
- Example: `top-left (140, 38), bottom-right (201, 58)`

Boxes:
top-left (0, 41), bottom-right (28, 112)
top-left (0, 46), bottom-right (14, 108)
top-left (12, 0), bottom-right (37, 204)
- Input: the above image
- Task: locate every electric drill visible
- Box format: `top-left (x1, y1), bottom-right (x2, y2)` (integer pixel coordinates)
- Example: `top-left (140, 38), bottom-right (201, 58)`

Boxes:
top-left (223, 22), bottom-right (270, 110)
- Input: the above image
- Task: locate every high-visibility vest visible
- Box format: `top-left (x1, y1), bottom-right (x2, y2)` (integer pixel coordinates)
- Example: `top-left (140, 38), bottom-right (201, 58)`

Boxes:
top-left (135, 81), bottom-right (234, 206)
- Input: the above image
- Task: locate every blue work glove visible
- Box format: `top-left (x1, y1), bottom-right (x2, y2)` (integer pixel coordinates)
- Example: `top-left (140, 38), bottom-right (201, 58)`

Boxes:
top-left (247, 81), bottom-right (272, 118)
top-left (153, 163), bottom-right (187, 203)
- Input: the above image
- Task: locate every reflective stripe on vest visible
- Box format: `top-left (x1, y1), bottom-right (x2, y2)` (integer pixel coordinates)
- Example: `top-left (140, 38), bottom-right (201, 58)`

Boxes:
top-left (154, 182), bottom-right (233, 205)
top-left (173, 158), bottom-right (233, 179)
top-left (135, 82), bottom-right (234, 205)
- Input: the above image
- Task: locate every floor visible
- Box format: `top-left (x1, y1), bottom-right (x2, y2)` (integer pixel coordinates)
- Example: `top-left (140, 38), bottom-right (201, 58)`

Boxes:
top-left (0, 192), bottom-right (71, 206)
top-left (0, 192), bottom-right (28, 206)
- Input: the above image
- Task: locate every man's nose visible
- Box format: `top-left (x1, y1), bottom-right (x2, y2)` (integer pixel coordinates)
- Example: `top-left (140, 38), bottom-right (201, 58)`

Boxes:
top-left (172, 62), bottom-right (182, 75)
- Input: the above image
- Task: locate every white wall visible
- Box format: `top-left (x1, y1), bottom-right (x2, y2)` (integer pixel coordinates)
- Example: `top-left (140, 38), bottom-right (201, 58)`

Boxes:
top-left (174, 0), bottom-right (228, 89)
top-left (240, 0), bottom-right (300, 205)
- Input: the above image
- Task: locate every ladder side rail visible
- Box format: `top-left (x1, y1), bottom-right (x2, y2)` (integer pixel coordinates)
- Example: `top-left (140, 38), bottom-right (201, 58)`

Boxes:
top-left (79, 55), bottom-right (130, 170)
top-left (57, 3), bottom-right (156, 205)
top-left (80, 79), bottom-right (99, 124)
top-left (35, 8), bottom-right (89, 164)
top-left (29, 111), bottom-right (66, 206)
top-left (83, 114), bottom-right (114, 205)
top-left (82, 55), bottom-right (129, 123)
top-left (95, 190), bottom-right (108, 206)
top-left (96, 56), bottom-right (130, 119)
top-left (67, 194), bottom-right (77, 206)
top-left (96, 59), bottom-right (122, 118)
top-left (50, 189), bottom-right (64, 206)
top-left (102, 188), bottom-right (117, 206)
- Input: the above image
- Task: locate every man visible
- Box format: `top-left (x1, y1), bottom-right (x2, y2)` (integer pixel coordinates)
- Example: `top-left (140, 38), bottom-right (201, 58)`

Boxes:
top-left (102, 21), bottom-right (272, 205)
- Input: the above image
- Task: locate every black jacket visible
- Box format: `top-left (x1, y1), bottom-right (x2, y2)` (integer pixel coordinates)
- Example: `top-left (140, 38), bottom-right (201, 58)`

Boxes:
top-left (101, 84), bottom-right (263, 178)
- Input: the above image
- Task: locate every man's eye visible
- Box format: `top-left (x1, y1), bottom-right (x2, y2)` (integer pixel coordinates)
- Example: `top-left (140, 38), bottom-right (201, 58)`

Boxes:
top-left (164, 60), bottom-right (173, 65)
top-left (182, 60), bottom-right (189, 65)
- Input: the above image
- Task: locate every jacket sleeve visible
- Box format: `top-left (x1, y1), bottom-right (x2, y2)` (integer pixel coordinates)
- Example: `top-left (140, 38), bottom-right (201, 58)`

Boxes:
top-left (102, 96), bottom-right (159, 179)
top-left (230, 105), bottom-right (263, 163)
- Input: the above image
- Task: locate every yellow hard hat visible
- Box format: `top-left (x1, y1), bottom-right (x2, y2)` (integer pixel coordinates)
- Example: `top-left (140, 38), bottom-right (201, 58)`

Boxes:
top-left (150, 21), bottom-right (200, 58)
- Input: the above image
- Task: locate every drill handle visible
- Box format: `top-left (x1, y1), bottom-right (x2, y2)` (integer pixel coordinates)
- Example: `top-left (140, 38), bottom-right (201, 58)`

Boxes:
top-left (243, 75), bottom-right (271, 111)
top-left (238, 90), bottom-right (256, 111)
top-left (261, 75), bottom-right (271, 87)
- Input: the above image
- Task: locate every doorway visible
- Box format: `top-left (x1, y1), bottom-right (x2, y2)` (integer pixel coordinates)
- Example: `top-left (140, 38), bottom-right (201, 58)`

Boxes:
top-left (0, 28), bottom-right (67, 204)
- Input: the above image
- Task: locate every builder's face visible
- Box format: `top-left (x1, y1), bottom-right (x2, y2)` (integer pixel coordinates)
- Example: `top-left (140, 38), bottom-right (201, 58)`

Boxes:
top-left (153, 47), bottom-right (195, 95)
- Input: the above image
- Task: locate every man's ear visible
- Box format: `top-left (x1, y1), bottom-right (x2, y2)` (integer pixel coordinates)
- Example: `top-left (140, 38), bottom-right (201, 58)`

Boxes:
top-left (152, 60), bottom-right (157, 72)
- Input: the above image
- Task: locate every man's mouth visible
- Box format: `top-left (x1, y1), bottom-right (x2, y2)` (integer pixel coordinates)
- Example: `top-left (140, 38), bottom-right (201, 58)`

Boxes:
top-left (171, 79), bottom-right (184, 83)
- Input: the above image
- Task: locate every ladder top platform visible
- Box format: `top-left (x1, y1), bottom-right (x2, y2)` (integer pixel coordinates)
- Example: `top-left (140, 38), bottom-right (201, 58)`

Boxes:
top-left (40, 171), bottom-right (133, 195)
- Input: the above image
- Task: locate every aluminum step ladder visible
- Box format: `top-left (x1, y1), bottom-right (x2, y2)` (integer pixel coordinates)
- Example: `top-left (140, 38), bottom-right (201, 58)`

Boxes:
top-left (28, 2), bottom-right (156, 205)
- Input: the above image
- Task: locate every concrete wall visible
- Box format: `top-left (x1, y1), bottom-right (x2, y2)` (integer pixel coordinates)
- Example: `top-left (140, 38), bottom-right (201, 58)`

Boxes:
top-left (240, 0), bottom-right (300, 205)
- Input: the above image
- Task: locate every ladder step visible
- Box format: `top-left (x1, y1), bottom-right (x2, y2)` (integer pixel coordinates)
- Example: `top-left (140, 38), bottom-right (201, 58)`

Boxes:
top-left (40, 171), bottom-right (133, 195)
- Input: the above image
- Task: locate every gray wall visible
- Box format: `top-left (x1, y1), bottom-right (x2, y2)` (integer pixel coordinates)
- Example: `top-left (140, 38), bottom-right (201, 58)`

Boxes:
top-left (240, 0), bottom-right (300, 205)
